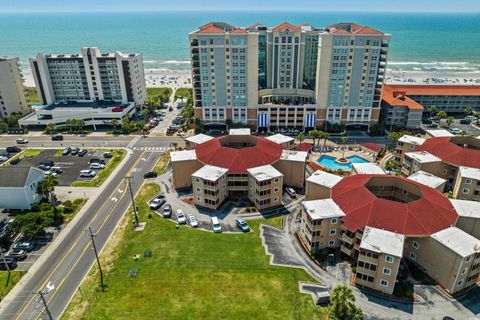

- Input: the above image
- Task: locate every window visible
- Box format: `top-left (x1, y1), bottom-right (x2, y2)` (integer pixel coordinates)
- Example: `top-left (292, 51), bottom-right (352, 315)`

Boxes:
top-left (412, 241), bottom-right (419, 249)
top-left (461, 268), bottom-right (468, 275)
top-left (457, 280), bottom-right (464, 287)
top-left (329, 240), bottom-right (335, 246)
top-left (274, 178), bottom-right (279, 183)
top-left (463, 188), bottom-right (470, 194)
top-left (410, 252), bottom-right (417, 260)
top-left (385, 255), bottom-right (394, 263)
top-left (196, 187), bottom-right (200, 192)
top-left (465, 178), bottom-right (473, 185)
top-left (329, 229), bottom-right (336, 235)
top-left (195, 178), bottom-right (200, 183)
top-left (331, 218), bottom-right (338, 224)
top-left (466, 256), bottom-right (472, 262)
top-left (380, 279), bottom-right (389, 287)
top-left (383, 268), bottom-right (391, 275)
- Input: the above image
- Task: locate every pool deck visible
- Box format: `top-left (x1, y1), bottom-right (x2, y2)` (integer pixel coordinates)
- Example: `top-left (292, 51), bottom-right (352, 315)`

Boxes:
top-left (311, 145), bottom-right (377, 170)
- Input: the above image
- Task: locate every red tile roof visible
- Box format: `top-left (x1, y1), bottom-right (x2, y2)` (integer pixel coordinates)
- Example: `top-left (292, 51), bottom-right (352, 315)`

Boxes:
top-left (332, 175), bottom-right (458, 236)
top-left (327, 23), bottom-right (383, 35)
top-left (385, 84), bottom-right (480, 97)
top-left (194, 136), bottom-right (285, 174)
top-left (230, 28), bottom-right (247, 34)
top-left (295, 142), bottom-right (313, 152)
top-left (415, 137), bottom-right (480, 168)
top-left (353, 26), bottom-right (383, 35)
top-left (272, 22), bottom-right (300, 31)
top-left (360, 143), bottom-right (382, 153)
top-left (197, 25), bottom-right (226, 34)
top-left (382, 84), bottom-right (424, 110)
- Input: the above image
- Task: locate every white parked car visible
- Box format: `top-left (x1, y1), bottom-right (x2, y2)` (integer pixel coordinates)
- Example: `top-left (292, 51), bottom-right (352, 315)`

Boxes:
top-left (44, 171), bottom-right (57, 177)
top-left (16, 138), bottom-right (28, 144)
top-left (176, 209), bottom-right (186, 224)
top-left (90, 162), bottom-right (105, 170)
top-left (80, 170), bottom-right (96, 178)
top-left (188, 215), bottom-right (198, 228)
top-left (211, 216), bottom-right (222, 233)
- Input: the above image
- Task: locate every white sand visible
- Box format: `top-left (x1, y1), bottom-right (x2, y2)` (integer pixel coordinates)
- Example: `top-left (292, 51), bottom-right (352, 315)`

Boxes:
top-left (21, 68), bottom-right (480, 89)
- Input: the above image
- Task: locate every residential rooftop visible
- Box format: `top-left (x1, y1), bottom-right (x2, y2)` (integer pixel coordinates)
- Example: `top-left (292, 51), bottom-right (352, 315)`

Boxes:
top-left (280, 150), bottom-right (308, 162)
top-left (352, 163), bottom-right (385, 175)
top-left (382, 84), bottom-right (424, 111)
top-left (170, 150), bottom-right (197, 162)
top-left (385, 84), bottom-right (480, 97)
top-left (302, 199), bottom-right (345, 220)
top-left (425, 129), bottom-right (454, 138)
top-left (359, 226), bottom-right (405, 258)
top-left (247, 165), bottom-right (282, 181)
top-left (407, 171), bottom-right (446, 189)
top-left (431, 227), bottom-right (480, 258)
top-left (265, 134), bottom-right (295, 145)
top-left (185, 133), bottom-right (214, 145)
top-left (450, 199), bottom-right (480, 219)
top-left (229, 128), bottom-right (251, 136)
top-left (405, 151), bottom-right (441, 164)
top-left (192, 165), bottom-right (228, 182)
top-left (307, 170), bottom-right (343, 188)
top-left (416, 136), bottom-right (480, 169)
top-left (459, 166), bottom-right (480, 180)
top-left (398, 135), bottom-right (426, 146)
top-left (0, 167), bottom-right (42, 188)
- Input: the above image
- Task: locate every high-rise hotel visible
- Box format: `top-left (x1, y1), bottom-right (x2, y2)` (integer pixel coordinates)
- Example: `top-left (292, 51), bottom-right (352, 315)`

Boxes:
top-left (189, 22), bottom-right (390, 130)
top-left (0, 57), bottom-right (30, 118)
top-left (30, 47), bottom-right (146, 106)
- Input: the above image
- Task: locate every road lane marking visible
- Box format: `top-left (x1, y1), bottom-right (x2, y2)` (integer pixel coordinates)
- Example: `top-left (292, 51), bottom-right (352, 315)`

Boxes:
top-left (111, 197), bottom-right (118, 202)
top-left (15, 151), bottom-right (146, 320)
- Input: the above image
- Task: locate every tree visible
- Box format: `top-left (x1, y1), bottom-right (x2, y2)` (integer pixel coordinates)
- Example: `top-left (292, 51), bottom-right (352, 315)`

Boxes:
top-left (428, 105), bottom-right (437, 116)
top-left (0, 121), bottom-right (8, 133)
top-left (464, 106), bottom-right (474, 116)
top-left (38, 175), bottom-right (58, 201)
top-left (328, 284), bottom-right (363, 320)
top-left (320, 131), bottom-right (330, 149)
top-left (341, 135), bottom-right (348, 158)
top-left (77, 119), bottom-right (85, 132)
top-left (446, 116), bottom-right (454, 128)
top-left (437, 111), bottom-right (448, 119)
top-left (296, 132), bottom-right (305, 144)
top-left (66, 118), bottom-right (74, 133)
top-left (10, 212), bottom-right (51, 240)
top-left (46, 122), bottom-right (56, 134)
top-left (309, 130), bottom-right (321, 147)
top-left (385, 159), bottom-right (396, 171)
top-left (172, 142), bottom-right (178, 150)
top-left (110, 119), bottom-right (119, 130)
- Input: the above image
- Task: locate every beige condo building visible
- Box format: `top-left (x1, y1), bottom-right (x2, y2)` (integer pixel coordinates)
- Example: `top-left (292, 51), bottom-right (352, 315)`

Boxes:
top-left (0, 57), bottom-right (30, 118)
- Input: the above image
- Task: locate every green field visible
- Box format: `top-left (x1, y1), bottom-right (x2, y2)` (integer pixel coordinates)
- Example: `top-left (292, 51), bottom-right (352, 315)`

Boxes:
top-left (62, 183), bottom-right (326, 320)
top-left (26, 87), bottom-right (40, 104)
top-left (175, 87), bottom-right (192, 99)
top-left (147, 87), bottom-right (172, 99)
top-left (0, 271), bottom-right (26, 302)
top-left (71, 150), bottom-right (126, 187)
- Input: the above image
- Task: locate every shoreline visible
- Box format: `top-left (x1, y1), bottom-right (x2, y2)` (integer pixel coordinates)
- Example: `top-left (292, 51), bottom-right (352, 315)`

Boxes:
top-left (21, 68), bottom-right (480, 89)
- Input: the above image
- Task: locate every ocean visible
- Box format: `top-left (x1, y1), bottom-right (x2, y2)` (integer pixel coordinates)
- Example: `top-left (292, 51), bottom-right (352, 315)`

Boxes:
top-left (1, 11), bottom-right (480, 73)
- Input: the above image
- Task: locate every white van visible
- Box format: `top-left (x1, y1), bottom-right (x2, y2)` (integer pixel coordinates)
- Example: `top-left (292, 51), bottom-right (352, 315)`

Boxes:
top-left (211, 216), bottom-right (222, 233)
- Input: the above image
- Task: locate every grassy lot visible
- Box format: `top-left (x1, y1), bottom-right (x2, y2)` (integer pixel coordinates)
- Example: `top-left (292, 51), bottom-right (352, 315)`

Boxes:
top-left (0, 271), bottom-right (26, 302)
top-left (147, 87), bottom-right (172, 99)
top-left (53, 149), bottom-right (63, 157)
top-left (71, 150), bottom-right (126, 187)
top-left (153, 151), bottom-right (170, 174)
top-left (175, 87), bottom-right (192, 99)
top-left (62, 184), bottom-right (326, 320)
top-left (26, 87), bottom-right (40, 104)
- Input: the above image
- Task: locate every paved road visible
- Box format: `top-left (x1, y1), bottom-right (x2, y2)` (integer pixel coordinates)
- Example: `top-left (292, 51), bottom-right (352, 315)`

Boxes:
top-left (0, 150), bottom-right (161, 320)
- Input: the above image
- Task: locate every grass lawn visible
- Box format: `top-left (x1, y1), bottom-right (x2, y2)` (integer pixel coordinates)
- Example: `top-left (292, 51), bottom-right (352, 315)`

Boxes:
top-left (62, 198), bottom-right (88, 222)
top-left (153, 151), bottom-right (170, 174)
top-left (147, 87), bottom-right (172, 99)
top-left (175, 87), bottom-right (192, 99)
top-left (62, 184), bottom-right (326, 320)
top-left (71, 150), bottom-right (126, 187)
top-left (22, 149), bottom-right (43, 157)
top-left (26, 87), bottom-right (40, 104)
top-left (53, 149), bottom-right (63, 157)
top-left (0, 271), bottom-right (26, 301)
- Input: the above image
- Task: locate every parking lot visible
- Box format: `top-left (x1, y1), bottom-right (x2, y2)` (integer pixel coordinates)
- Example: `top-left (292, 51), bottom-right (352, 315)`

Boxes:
top-left (13, 149), bottom-right (111, 186)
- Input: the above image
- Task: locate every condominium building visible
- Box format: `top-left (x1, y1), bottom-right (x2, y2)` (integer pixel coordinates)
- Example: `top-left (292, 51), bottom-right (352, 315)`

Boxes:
top-left (380, 84), bottom-right (423, 129)
top-left (171, 131), bottom-right (307, 210)
top-left (299, 172), bottom-right (480, 295)
top-left (394, 134), bottom-right (426, 164)
top-left (0, 57), bottom-right (30, 118)
top-left (189, 22), bottom-right (390, 131)
top-left (30, 47), bottom-right (146, 105)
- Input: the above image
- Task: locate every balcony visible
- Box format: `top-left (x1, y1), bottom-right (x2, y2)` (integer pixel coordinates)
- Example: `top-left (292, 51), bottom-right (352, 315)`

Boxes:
top-left (341, 233), bottom-right (354, 245)
top-left (341, 245), bottom-right (353, 256)
top-left (191, 48), bottom-right (199, 54)
top-left (381, 42), bottom-right (389, 48)
top-left (191, 40), bottom-right (198, 47)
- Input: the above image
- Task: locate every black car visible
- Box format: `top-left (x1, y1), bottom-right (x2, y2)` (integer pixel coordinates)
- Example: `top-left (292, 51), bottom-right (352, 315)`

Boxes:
top-left (10, 158), bottom-right (21, 165)
top-left (103, 152), bottom-right (113, 158)
top-left (89, 158), bottom-right (106, 165)
top-left (42, 160), bottom-right (55, 167)
top-left (6, 146), bottom-right (21, 153)
top-left (460, 118), bottom-right (471, 124)
top-left (51, 135), bottom-right (64, 141)
top-left (7, 249), bottom-right (27, 261)
top-left (78, 149), bottom-right (88, 157)
top-left (0, 258), bottom-right (17, 270)
top-left (71, 147), bottom-right (80, 155)
top-left (143, 171), bottom-right (158, 179)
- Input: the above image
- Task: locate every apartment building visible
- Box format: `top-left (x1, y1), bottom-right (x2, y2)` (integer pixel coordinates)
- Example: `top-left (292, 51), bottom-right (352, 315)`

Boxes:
top-left (192, 165), bottom-right (228, 210)
top-left (394, 134), bottom-right (426, 164)
top-left (299, 173), bottom-right (480, 295)
top-left (171, 131), bottom-right (306, 210)
top-left (380, 84), bottom-right (423, 129)
top-left (305, 170), bottom-right (343, 200)
top-left (0, 57), bottom-right (30, 118)
top-left (189, 22), bottom-right (391, 131)
top-left (452, 167), bottom-right (480, 201)
top-left (30, 47), bottom-right (146, 105)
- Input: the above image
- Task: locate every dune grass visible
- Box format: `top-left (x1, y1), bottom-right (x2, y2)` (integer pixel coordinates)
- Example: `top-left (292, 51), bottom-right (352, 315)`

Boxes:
top-left (62, 184), bottom-right (326, 320)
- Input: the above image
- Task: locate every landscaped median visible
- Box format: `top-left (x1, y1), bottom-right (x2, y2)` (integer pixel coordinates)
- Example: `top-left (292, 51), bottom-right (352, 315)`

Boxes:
top-left (153, 150), bottom-right (170, 173)
top-left (62, 183), bottom-right (326, 319)
top-left (71, 149), bottom-right (126, 187)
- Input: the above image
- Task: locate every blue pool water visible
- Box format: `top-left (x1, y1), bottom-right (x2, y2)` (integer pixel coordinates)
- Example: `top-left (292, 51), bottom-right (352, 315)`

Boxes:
top-left (317, 155), bottom-right (369, 171)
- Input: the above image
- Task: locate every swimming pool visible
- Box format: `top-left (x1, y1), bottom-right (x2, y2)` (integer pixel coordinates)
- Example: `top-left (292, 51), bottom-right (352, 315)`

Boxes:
top-left (317, 155), bottom-right (369, 171)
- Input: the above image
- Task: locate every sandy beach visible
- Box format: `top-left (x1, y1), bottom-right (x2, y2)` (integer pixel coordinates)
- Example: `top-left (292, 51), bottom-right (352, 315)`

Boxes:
top-left (21, 68), bottom-right (480, 89)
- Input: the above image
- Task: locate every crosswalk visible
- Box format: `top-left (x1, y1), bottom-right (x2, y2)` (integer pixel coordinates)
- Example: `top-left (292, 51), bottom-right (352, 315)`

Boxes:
top-left (132, 146), bottom-right (168, 152)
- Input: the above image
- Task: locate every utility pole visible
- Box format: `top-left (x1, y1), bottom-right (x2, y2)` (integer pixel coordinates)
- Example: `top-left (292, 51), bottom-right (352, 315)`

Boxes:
top-left (36, 290), bottom-right (53, 320)
top-left (125, 176), bottom-right (139, 226)
top-left (86, 227), bottom-right (105, 292)
top-left (0, 249), bottom-right (10, 287)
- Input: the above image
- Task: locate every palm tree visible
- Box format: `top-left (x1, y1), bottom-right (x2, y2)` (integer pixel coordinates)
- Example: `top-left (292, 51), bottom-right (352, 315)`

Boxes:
top-left (309, 130), bottom-right (321, 147)
top-left (46, 122), bottom-right (56, 134)
top-left (38, 175), bottom-right (58, 200)
top-left (296, 132), bottom-right (305, 144)
top-left (446, 116), bottom-right (454, 128)
top-left (319, 131), bottom-right (330, 150)
top-left (110, 119), bottom-right (119, 130)
top-left (428, 105), bottom-right (437, 116)
top-left (341, 135), bottom-right (348, 158)
top-left (77, 119), bottom-right (85, 132)
top-left (66, 119), bottom-right (73, 133)
top-left (464, 106), bottom-right (474, 116)
top-left (437, 111), bottom-right (448, 120)
top-left (328, 284), bottom-right (363, 320)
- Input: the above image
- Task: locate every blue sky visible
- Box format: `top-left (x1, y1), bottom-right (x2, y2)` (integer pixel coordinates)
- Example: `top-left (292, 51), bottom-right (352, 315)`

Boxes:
top-left (1, 0), bottom-right (480, 13)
